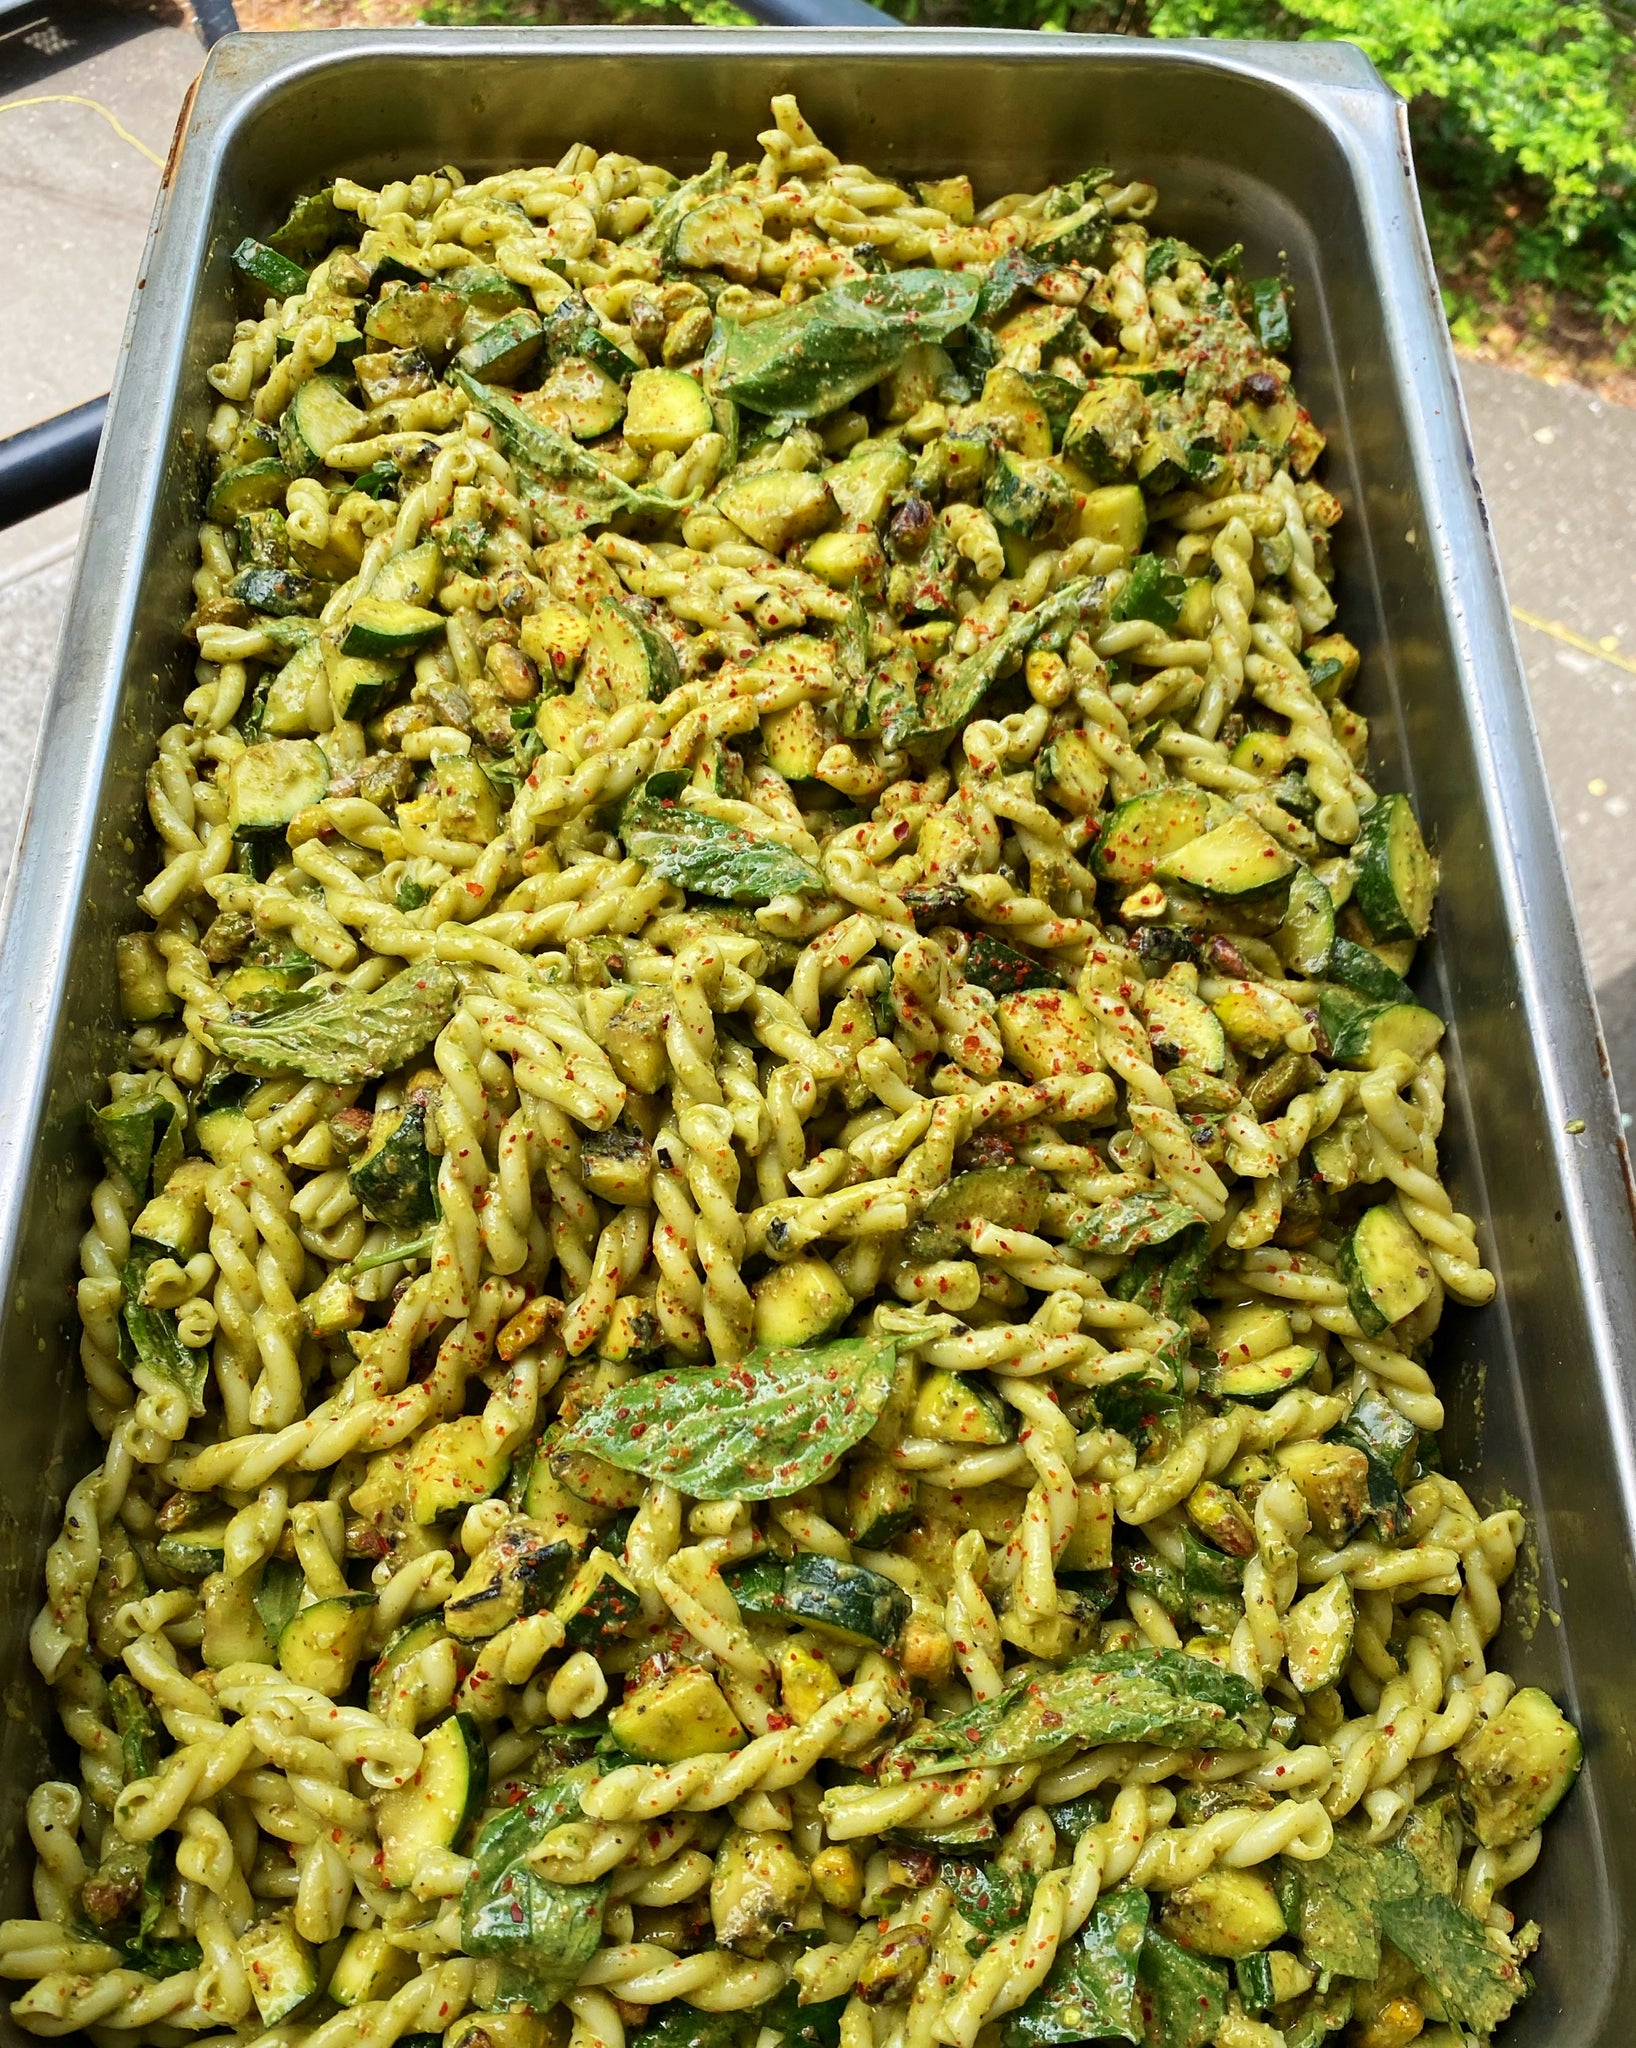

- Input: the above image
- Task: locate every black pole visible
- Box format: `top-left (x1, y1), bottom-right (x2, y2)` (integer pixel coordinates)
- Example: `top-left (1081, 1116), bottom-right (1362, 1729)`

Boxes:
top-left (0, 398), bottom-right (108, 531)
top-left (193, 0), bottom-right (241, 45)
top-left (737, 0), bottom-right (897, 20)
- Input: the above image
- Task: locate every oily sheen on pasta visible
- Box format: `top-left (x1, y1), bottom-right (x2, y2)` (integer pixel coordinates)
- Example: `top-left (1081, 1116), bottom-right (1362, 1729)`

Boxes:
top-left (2, 95), bottom-right (1583, 2048)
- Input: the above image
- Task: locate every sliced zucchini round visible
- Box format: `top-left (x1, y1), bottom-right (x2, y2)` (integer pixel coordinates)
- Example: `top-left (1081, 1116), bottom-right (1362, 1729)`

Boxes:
top-left (1353, 792), bottom-right (1438, 941)
top-left (1274, 863), bottom-right (1337, 976)
top-left (1283, 1574), bottom-right (1355, 1696)
top-left (228, 738), bottom-right (331, 833)
top-left (376, 1710), bottom-right (488, 1890)
top-left (233, 236), bottom-right (309, 300)
top-left (1327, 999), bottom-right (1444, 1071)
top-left (1092, 786), bottom-right (1212, 885)
top-left (625, 368), bottom-right (715, 456)
top-left (720, 1559), bottom-right (789, 1620)
top-left (1337, 1202), bottom-right (1434, 1336)
top-left (455, 307), bottom-right (544, 385)
top-left (912, 1369), bottom-right (1013, 1447)
top-left (369, 539), bottom-right (443, 609)
top-left (780, 1554), bottom-right (912, 1648)
top-left (340, 596), bottom-right (445, 659)
top-left (207, 455), bottom-right (290, 523)
top-left (278, 1592), bottom-right (374, 1697)
top-left (1212, 1343), bottom-right (1319, 1407)
top-left (279, 376), bottom-right (367, 477)
top-left (368, 1610), bottom-right (449, 1720)
top-left (1325, 936), bottom-right (1414, 1007)
top-left (1157, 811), bottom-right (1297, 901)
top-left (155, 1522), bottom-right (231, 1582)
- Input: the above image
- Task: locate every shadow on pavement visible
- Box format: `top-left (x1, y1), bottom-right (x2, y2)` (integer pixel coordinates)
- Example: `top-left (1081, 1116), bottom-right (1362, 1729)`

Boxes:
top-left (0, 1), bottom-right (161, 93)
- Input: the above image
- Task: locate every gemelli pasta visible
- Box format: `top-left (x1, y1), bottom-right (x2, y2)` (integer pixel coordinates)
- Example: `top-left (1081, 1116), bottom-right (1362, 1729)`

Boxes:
top-left (2, 93), bottom-right (1582, 2048)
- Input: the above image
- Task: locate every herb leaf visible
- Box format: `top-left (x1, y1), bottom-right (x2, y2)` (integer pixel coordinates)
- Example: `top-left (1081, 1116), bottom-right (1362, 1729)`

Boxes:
top-left (1004, 1887), bottom-right (1148, 2046)
top-left (1111, 556), bottom-right (1186, 629)
top-left (562, 1335), bottom-right (899, 1501)
top-left (881, 578), bottom-right (1095, 749)
top-left (886, 1647), bottom-right (1272, 1777)
top-left (91, 1093), bottom-right (184, 1201)
top-left (211, 962), bottom-right (459, 1085)
top-left (945, 1860), bottom-right (1038, 1940)
top-left (705, 270), bottom-right (982, 418)
top-left (463, 1771), bottom-right (608, 2014)
top-left (121, 1251), bottom-right (209, 1415)
top-left (1071, 1191), bottom-right (1201, 1256)
top-left (1135, 1931), bottom-right (1227, 2048)
top-left (454, 369), bottom-right (692, 531)
top-left (622, 773), bottom-right (825, 904)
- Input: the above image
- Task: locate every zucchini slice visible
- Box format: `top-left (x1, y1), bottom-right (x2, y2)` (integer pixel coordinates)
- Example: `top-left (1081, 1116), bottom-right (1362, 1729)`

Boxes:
top-left (1092, 786), bottom-right (1212, 886)
top-left (227, 738), bottom-right (331, 832)
top-left (580, 595), bottom-right (678, 705)
top-left (1273, 863), bottom-right (1336, 975)
top-left (983, 452), bottom-right (1074, 538)
top-left (376, 1710), bottom-right (489, 1889)
top-left (1456, 1687), bottom-right (1583, 1848)
top-left (624, 369), bottom-right (714, 456)
top-left (1142, 975), bottom-right (1228, 1074)
top-left (370, 539), bottom-right (443, 608)
top-left (1324, 997), bottom-right (1444, 1071)
top-left (328, 1928), bottom-right (415, 2008)
top-left (233, 237), bottom-right (309, 300)
top-left (155, 1521), bottom-right (232, 1582)
top-left (368, 1611), bottom-right (449, 1721)
top-left (912, 1369), bottom-right (1013, 1447)
top-left (349, 1105), bottom-right (437, 1229)
top-left (1236, 1950), bottom-right (1314, 2014)
top-left (278, 376), bottom-right (367, 477)
top-left (714, 470), bottom-right (836, 555)
top-left (278, 1593), bottom-right (374, 1697)
top-left (539, 357), bottom-right (627, 441)
top-left (1283, 1574), bottom-right (1355, 1696)
top-left (340, 596), bottom-right (445, 659)
top-left (779, 1554), bottom-right (911, 1648)
top-left (721, 1559), bottom-right (789, 1620)
top-left (1353, 793), bottom-right (1438, 940)
top-left (1337, 1202), bottom-right (1434, 1335)
top-left (846, 1453), bottom-right (918, 1548)
top-left (455, 307), bottom-right (544, 384)
top-left (364, 285), bottom-right (465, 357)
top-left (1211, 1343), bottom-right (1319, 1406)
top-left (240, 1914), bottom-right (319, 2025)
top-left (610, 1666), bottom-right (745, 1762)
top-left (1325, 936), bottom-right (1414, 1007)
top-left (207, 455), bottom-right (290, 523)
top-left (1157, 812), bottom-right (1297, 900)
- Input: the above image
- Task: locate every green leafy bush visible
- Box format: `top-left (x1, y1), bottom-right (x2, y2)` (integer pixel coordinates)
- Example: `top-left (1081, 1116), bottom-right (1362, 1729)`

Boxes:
top-left (417, 0), bottom-right (1636, 351)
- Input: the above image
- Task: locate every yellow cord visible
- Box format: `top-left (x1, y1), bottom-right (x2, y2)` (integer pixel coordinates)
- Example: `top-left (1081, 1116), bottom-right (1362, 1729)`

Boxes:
top-left (0, 94), bottom-right (164, 170)
top-left (1511, 605), bottom-right (1636, 678)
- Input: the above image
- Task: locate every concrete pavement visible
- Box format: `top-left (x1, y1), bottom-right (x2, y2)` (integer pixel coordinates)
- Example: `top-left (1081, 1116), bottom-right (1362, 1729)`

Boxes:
top-left (1, 7), bottom-right (1632, 1114)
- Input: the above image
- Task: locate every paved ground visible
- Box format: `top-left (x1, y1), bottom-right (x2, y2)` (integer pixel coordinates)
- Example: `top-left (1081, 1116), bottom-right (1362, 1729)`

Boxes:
top-left (2, 3), bottom-right (1634, 1115)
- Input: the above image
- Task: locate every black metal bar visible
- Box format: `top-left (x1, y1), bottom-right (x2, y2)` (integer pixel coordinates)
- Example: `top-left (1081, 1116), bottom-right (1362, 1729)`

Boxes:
top-left (737, 0), bottom-right (897, 23)
top-left (193, 0), bottom-right (240, 46)
top-left (0, 397), bottom-right (107, 530)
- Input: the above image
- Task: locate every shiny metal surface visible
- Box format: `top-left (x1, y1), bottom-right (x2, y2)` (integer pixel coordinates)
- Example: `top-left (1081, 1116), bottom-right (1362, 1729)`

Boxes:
top-left (1, 30), bottom-right (1632, 2042)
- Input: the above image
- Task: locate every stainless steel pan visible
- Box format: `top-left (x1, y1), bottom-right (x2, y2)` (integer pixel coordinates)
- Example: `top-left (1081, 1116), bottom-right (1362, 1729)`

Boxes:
top-left (3, 30), bottom-right (1632, 2042)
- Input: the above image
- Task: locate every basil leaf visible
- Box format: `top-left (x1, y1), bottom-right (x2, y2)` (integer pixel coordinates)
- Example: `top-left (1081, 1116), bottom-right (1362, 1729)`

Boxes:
top-left (253, 1557), bottom-right (303, 1643)
top-left (887, 1647), bottom-right (1272, 1777)
top-left (631, 154), bottom-right (731, 251)
top-left (630, 2013), bottom-right (739, 2048)
top-left (962, 934), bottom-right (1063, 997)
top-left (1373, 1843), bottom-right (1524, 2037)
top-left (1111, 555), bottom-right (1186, 630)
top-left (211, 962), bottom-right (459, 1085)
top-left (1004, 1887), bottom-right (1148, 2046)
top-left (705, 270), bottom-right (982, 418)
top-left (454, 369), bottom-right (692, 532)
top-left (622, 774), bottom-right (825, 905)
top-left (563, 1335), bottom-right (899, 1501)
top-left (759, 1983), bottom-right (848, 2048)
top-left (109, 1674), bottom-right (160, 1784)
top-left (1135, 1931), bottom-right (1227, 2048)
top-left (121, 1251), bottom-right (208, 1416)
top-left (1071, 1191), bottom-right (1201, 1256)
top-left (945, 1860), bottom-right (1037, 1940)
top-left (881, 577), bottom-right (1095, 750)
top-left (91, 1092), bottom-right (184, 1201)
top-left (1247, 276), bottom-right (1292, 354)
top-left (464, 1771), bottom-right (607, 2015)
